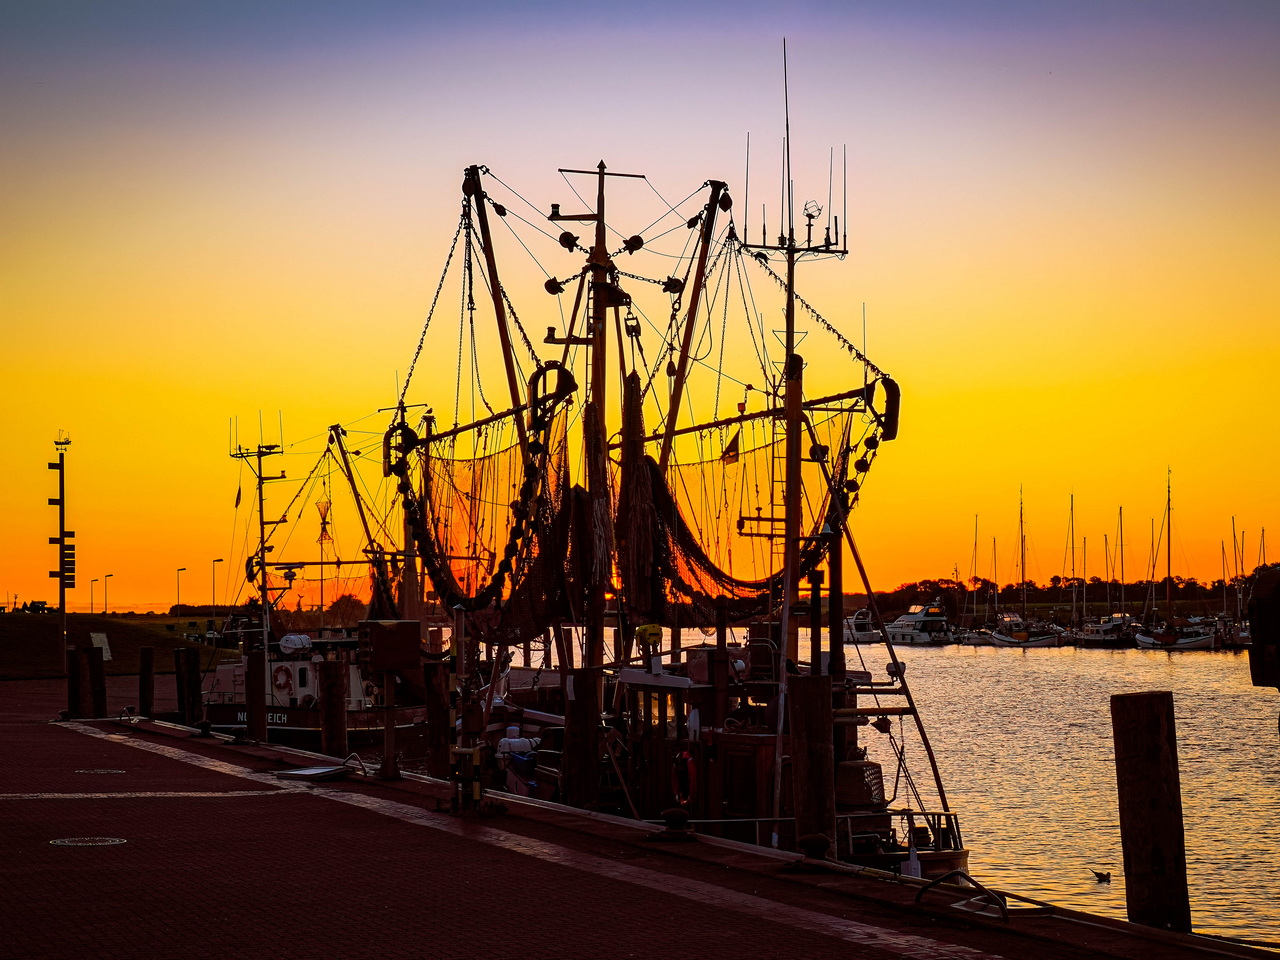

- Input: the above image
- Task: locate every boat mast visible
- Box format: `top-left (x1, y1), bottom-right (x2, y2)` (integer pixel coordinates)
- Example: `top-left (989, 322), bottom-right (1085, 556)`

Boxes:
top-left (1165, 468), bottom-right (1172, 610)
top-left (549, 161), bottom-right (641, 666)
top-left (990, 536), bottom-right (997, 620)
top-left (1082, 536), bottom-right (1087, 622)
top-left (1020, 487), bottom-right (1027, 620)
top-left (658, 179), bottom-right (727, 472)
top-left (236, 443), bottom-right (284, 645)
top-left (1104, 533), bottom-right (1110, 611)
top-left (465, 165), bottom-right (528, 456)
top-left (1069, 494), bottom-right (1076, 627)
top-left (1119, 506), bottom-right (1125, 615)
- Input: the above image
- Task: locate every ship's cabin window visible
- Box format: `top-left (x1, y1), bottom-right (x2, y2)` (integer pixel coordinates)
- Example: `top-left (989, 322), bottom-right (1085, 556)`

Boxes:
top-left (297, 666), bottom-right (309, 688)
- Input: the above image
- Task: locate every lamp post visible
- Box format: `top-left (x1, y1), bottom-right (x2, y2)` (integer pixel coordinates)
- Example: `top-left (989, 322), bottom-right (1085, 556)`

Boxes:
top-left (103, 574), bottom-right (113, 615)
top-left (212, 558), bottom-right (224, 622)
top-left (90, 578), bottom-right (98, 615)
top-left (176, 567), bottom-right (187, 620)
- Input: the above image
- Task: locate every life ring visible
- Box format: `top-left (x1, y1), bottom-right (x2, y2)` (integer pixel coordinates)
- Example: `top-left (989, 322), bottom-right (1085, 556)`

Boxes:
top-left (272, 665), bottom-right (293, 694)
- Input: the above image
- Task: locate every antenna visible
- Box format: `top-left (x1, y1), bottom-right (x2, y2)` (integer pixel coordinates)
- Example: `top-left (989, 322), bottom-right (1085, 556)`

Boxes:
top-left (783, 38), bottom-right (793, 236)
top-left (743, 132), bottom-right (751, 243)
top-left (842, 144), bottom-right (848, 248)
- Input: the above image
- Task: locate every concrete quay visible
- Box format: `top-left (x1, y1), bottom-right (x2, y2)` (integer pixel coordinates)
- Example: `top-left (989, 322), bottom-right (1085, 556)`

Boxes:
top-left (1, 677), bottom-right (1272, 960)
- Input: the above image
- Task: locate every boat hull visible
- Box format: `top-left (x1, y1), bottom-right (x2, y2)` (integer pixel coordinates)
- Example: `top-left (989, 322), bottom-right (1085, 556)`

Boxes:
top-left (1133, 632), bottom-right (1215, 651)
top-left (988, 632), bottom-right (1060, 648)
top-left (204, 702), bottom-right (429, 744)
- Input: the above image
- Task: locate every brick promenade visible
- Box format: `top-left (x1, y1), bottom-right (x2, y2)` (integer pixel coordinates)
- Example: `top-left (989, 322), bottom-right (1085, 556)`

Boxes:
top-left (1, 678), bottom-right (1270, 960)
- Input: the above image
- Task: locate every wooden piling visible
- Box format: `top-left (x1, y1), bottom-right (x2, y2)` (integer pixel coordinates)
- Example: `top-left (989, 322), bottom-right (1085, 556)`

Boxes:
top-left (828, 535), bottom-right (847, 763)
top-left (173, 648), bottom-right (189, 721)
top-left (828, 529), bottom-right (845, 681)
top-left (138, 646), bottom-right (154, 718)
top-left (65, 645), bottom-right (82, 719)
top-left (808, 571), bottom-right (824, 673)
top-left (318, 658), bottom-right (348, 758)
top-left (378, 671), bottom-right (400, 779)
top-left (423, 659), bottom-right (452, 779)
top-left (1110, 690), bottom-right (1191, 932)
top-left (183, 647), bottom-right (203, 725)
top-left (790, 674), bottom-right (836, 857)
top-left (562, 666), bottom-right (601, 808)
top-left (85, 646), bottom-right (107, 718)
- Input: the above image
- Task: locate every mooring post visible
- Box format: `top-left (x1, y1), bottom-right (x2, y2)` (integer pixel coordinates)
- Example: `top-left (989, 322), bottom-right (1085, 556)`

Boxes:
top-left (184, 647), bottom-right (203, 726)
top-left (173, 648), bottom-right (190, 723)
top-left (66, 645), bottom-right (82, 719)
top-left (423, 657), bottom-right (452, 779)
top-left (790, 673), bottom-right (836, 857)
top-left (138, 646), bottom-right (155, 718)
top-left (828, 532), bottom-right (847, 765)
top-left (318, 658), bottom-right (348, 758)
top-left (85, 645), bottom-right (107, 718)
top-left (378, 670), bottom-right (400, 779)
top-left (562, 665), bottom-right (601, 809)
top-left (1110, 690), bottom-right (1191, 932)
top-left (808, 570), bottom-right (825, 673)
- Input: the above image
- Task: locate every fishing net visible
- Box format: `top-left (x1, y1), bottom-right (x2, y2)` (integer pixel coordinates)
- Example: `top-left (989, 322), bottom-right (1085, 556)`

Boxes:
top-left (410, 411), bottom-right (573, 645)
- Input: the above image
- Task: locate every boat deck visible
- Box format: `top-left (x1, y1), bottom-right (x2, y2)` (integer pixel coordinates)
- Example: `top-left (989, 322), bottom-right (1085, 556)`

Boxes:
top-left (2, 676), bottom-right (1272, 960)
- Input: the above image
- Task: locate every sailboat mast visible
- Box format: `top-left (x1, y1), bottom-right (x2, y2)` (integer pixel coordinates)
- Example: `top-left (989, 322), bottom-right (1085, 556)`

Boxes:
top-left (1069, 494), bottom-right (1076, 626)
top-left (1119, 506), bottom-right (1125, 613)
top-left (1020, 489), bottom-right (1027, 620)
top-left (990, 536), bottom-right (997, 619)
top-left (1165, 468), bottom-right (1172, 608)
top-left (1082, 536), bottom-right (1087, 621)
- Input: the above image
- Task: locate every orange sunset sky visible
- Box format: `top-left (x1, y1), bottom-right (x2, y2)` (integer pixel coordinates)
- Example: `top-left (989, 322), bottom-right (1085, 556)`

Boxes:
top-left (2, 1), bottom-right (1278, 613)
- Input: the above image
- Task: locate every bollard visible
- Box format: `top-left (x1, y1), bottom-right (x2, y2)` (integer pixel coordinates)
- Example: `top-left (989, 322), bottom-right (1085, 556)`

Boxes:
top-left (790, 674), bottom-right (836, 857)
top-left (423, 659), bottom-right (452, 780)
top-left (138, 646), bottom-right (155, 718)
top-left (66, 645), bottom-right (82, 719)
top-left (318, 658), bottom-right (348, 759)
top-left (562, 666), bottom-right (602, 809)
top-left (808, 570), bottom-right (824, 673)
top-left (173, 648), bottom-right (191, 722)
top-left (183, 647), bottom-right (203, 726)
top-left (378, 671), bottom-right (400, 779)
top-left (1110, 691), bottom-right (1191, 932)
top-left (85, 646), bottom-right (107, 718)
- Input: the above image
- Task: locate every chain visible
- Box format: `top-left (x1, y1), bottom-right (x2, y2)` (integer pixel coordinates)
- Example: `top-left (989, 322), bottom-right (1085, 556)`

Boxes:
top-left (740, 240), bottom-right (885, 378)
top-left (399, 213), bottom-right (465, 405)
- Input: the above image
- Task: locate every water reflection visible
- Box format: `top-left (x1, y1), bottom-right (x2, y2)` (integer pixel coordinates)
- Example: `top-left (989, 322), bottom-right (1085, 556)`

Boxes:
top-left (891, 645), bottom-right (1280, 940)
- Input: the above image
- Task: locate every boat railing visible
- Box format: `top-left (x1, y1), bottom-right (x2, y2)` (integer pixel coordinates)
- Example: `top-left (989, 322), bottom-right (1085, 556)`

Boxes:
top-left (645, 808), bottom-right (963, 857)
top-left (836, 809), bottom-right (965, 854)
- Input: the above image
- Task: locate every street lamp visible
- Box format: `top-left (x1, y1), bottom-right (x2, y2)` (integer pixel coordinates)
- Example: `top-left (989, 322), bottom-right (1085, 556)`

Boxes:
top-left (103, 573), bottom-right (113, 615)
top-left (90, 578), bottom-right (98, 615)
top-left (176, 567), bottom-right (187, 620)
top-left (212, 558), bottom-right (224, 621)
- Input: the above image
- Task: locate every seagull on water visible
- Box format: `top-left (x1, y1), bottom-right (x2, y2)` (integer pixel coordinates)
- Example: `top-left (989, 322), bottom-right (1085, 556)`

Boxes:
top-left (1091, 870), bottom-right (1112, 883)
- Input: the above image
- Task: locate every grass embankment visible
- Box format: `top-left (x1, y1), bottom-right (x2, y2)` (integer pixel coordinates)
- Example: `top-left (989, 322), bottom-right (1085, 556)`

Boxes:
top-left (0, 614), bottom-right (238, 680)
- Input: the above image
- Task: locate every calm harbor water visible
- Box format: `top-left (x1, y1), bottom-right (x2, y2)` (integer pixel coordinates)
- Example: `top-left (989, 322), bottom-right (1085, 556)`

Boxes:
top-left (878, 644), bottom-right (1280, 942)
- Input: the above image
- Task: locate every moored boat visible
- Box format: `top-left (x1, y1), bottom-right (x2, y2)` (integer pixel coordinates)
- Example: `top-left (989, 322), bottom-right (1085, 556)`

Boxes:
top-left (1134, 618), bottom-right (1216, 650)
top-left (884, 598), bottom-right (955, 645)
top-left (989, 612), bottom-right (1061, 647)
top-left (1072, 613), bottom-right (1137, 648)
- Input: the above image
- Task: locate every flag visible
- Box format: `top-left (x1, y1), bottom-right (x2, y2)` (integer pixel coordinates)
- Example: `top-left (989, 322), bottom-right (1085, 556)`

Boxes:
top-left (721, 429), bottom-right (740, 465)
top-left (234, 485), bottom-right (242, 508)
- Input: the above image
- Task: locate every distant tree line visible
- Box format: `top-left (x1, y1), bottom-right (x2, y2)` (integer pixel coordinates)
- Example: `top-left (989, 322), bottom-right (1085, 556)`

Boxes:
top-left (874, 562), bottom-right (1279, 623)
